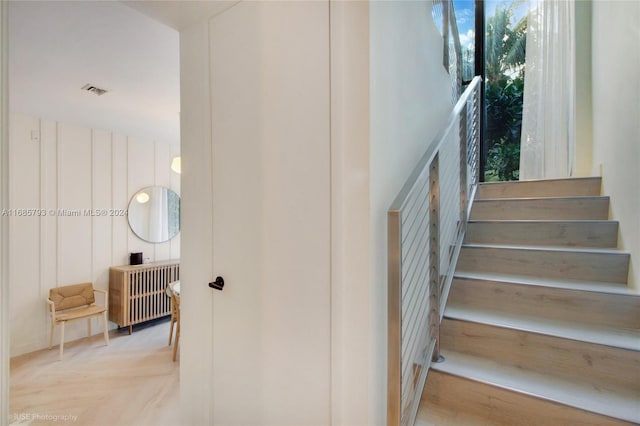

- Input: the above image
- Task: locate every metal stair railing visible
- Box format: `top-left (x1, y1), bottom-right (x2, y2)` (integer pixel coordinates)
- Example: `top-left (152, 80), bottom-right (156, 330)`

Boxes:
top-left (387, 75), bottom-right (482, 426)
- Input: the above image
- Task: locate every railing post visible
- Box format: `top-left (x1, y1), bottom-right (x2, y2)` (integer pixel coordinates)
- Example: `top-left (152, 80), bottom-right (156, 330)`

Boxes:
top-left (473, 88), bottom-right (482, 185)
top-left (429, 155), bottom-right (441, 363)
top-left (387, 210), bottom-right (402, 426)
top-left (459, 103), bottom-right (468, 230)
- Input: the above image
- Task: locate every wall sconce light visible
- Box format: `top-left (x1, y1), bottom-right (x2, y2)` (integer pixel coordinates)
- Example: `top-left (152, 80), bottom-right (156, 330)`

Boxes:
top-left (171, 156), bottom-right (181, 174)
top-left (136, 192), bottom-right (150, 204)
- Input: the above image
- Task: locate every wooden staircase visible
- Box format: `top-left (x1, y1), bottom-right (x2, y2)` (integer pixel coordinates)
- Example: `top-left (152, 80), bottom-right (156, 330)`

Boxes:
top-left (417, 177), bottom-right (640, 426)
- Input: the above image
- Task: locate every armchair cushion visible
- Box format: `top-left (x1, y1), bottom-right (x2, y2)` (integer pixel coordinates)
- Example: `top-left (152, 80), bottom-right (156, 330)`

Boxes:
top-left (49, 283), bottom-right (95, 311)
top-left (55, 305), bottom-right (106, 321)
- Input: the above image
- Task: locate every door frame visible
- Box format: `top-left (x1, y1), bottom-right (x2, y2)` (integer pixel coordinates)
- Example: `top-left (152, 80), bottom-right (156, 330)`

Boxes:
top-left (474, 0), bottom-right (486, 181)
top-left (1, 1), bottom-right (10, 424)
top-left (178, 2), bottom-right (373, 424)
top-left (177, 17), bottom-right (215, 424)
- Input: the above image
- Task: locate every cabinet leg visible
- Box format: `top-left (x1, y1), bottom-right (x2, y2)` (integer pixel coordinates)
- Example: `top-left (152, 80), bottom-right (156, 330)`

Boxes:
top-left (128, 324), bottom-right (132, 335)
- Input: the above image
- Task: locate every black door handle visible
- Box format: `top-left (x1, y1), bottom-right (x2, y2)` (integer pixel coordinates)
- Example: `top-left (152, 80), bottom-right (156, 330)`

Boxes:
top-left (209, 276), bottom-right (224, 291)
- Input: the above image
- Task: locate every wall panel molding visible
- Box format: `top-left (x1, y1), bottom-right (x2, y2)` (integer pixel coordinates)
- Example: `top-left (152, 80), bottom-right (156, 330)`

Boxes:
top-left (9, 113), bottom-right (179, 356)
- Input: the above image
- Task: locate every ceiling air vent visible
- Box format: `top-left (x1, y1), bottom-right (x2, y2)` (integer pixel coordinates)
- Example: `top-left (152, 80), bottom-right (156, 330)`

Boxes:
top-left (81, 84), bottom-right (108, 96)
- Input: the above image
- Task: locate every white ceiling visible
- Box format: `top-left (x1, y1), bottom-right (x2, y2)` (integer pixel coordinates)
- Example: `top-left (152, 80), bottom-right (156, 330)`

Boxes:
top-left (9, 1), bottom-right (180, 144)
top-left (123, 1), bottom-right (238, 32)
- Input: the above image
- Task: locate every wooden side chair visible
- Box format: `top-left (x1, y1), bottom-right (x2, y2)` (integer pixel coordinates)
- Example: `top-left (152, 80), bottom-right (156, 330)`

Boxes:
top-left (168, 284), bottom-right (178, 347)
top-left (47, 283), bottom-right (109, 360)
top-left (167, 281), bottom-right (180, 361)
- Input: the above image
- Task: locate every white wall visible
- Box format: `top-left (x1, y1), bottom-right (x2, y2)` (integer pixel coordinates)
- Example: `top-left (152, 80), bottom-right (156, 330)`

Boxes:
top-left (329, 2), bottom-right (371, 425)
top-left (591, 0), bottom-right (640, 292)
top-left (9, 113), bottom-right (180, 356)
top-left (369, 2), bottom-right (452, 423)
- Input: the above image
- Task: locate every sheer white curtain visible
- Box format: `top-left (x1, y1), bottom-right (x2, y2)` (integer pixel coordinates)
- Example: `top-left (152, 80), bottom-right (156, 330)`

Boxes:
top-left (519, 0), bottom-right (576, 180)
top-left (149, 186), bottom-right (169, 242)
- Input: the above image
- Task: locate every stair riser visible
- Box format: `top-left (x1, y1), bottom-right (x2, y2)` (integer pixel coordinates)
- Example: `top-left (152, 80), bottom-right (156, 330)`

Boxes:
top-left (470, 197), bottom-right (609, 220)
top-left (449, 278), bottom-right (640, 330)
top-left (477, 177), bottom-right (602, 199)
top-left (465, 221), bottom-right (618, 248)
top-left (457, 247), bottom-right (629, 283)
top-left (419, 370), bottom-right (631, 426)
top-left (440, 318), bottom-right (640, 391)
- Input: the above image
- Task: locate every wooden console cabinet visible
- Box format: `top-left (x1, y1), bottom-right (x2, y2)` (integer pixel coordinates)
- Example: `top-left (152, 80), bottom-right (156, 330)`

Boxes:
top-left (109, 260), bottom-right (180, 333)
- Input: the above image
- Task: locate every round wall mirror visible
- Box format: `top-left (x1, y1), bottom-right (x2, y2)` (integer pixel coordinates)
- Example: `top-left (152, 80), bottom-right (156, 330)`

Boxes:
top-left (128, 186), bottom-right (181, 243)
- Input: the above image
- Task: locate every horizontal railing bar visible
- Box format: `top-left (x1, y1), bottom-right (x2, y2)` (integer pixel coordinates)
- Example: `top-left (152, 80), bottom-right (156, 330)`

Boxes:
top-left (406, 338), bottom-right (436, 426)
top-left (402, 299), bottom-right (429, 351)
top-left (401, 219), bottom-right (430, 283)
top-left (394, 165), bottom-right (432, 215)
top-left (402, 267), bottom-right (429, 332)
top-left (402, 255), bottom-right (430, 315)
top-left (439, 229), bottom-right (465, 320)
top-left (401, 186), bottom-right (429, 241)
top-left (402, 275), bottom-right (429, 328)
top-left (401, 178), bottom-right (429, 235)
top-left (402, 215), bottom-right (429, 268)
top-left (401, 206), bottom-right (429, 260)
top-left (401, 307), bottom-right (429, 381)
top-left (402, 297), bottom-right (429, 345)
top-left (401, 173), bottom-right (430, 233)
top-left (401, 270), bottom-right (430, 342)
top-left (402, 241), bottom-right (430, 294)
top-left (402, 280), bottom-right (428, 332)
top-left (401, 195), bottom-right (430, 264)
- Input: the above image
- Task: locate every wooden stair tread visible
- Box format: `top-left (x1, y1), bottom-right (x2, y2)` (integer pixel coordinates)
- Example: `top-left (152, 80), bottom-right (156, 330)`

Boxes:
top-left (444, 304), bottom-right (640, 351)
top-left (468, 219), bottom-right (618, 223)
top-left (418, 370), bottom-right (634, 426)
top-left (457, 244), bottom-right (629, 284)
top-left (453, 271), bottom-right (633, 294)
top-left (466, 220), bottom-right (619, 248)
top-left (462, 242), bottom-right (626, 254)
top-left (441, 317), bottom-right (640, 394)
top-left (414, 406), bottom-right (504, 426)
top-left (470, 196), bottom-right (610, 220)
top-left (476, 195), bottom-right (608, 201)
top-left (449, 276), bottom-right (639, 331)
top-left (477, 177), bottom-right (602, 199)
top-left (479, 177), bottom-right (601, 184)
top-left (431, 351), bottom-right (640, 424)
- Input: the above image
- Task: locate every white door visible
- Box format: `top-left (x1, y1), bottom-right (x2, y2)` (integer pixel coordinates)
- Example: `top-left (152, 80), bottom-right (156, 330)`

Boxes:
top-left (180, 2), bottom-right (331, 424)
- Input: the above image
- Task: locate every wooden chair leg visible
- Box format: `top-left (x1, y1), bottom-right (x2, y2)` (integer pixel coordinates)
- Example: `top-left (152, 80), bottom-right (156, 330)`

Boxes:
top-left (168, 314), bottom-right (175, 346)
top-left (172, 319), bottom-right (180, 362)
top-left (49, 320), bottom-right (54, 349)
top-left (102, 311), bottom-right (109, 346)
top-left (59, 321), bottom-right (65, 361)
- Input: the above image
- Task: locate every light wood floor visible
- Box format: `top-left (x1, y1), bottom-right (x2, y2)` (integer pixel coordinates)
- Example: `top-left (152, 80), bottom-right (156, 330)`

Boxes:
top-left (9, 319), bottom-right (180, 426)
